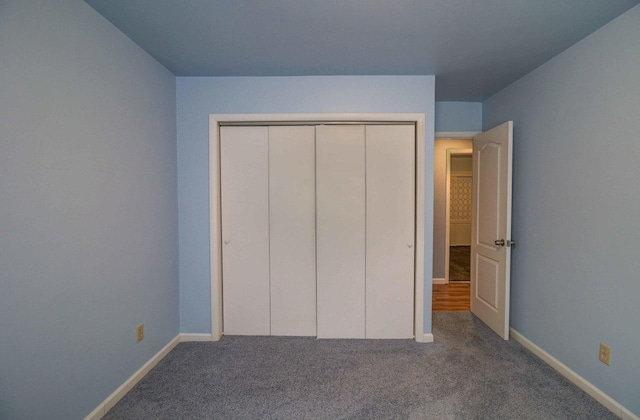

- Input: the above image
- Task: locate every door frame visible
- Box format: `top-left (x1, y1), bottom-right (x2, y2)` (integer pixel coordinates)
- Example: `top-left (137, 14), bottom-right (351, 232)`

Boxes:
top-left (209, 113), bottom-right (428, 342)
top-left (444, 148), bottom-right (472, 283)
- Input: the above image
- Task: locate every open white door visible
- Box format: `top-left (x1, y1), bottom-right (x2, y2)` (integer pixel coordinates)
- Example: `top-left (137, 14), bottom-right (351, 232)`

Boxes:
top-left (471, 121), bottom-right (513, 339)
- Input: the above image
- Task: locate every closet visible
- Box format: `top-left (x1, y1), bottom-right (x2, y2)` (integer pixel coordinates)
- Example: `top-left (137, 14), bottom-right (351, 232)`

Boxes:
top-left (220, 123), bottom-right (415, 339)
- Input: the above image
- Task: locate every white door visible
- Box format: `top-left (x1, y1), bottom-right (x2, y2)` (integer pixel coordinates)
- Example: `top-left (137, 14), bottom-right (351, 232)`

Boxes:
top-left (268, 126), bottom-right (317, 336)
top-left (220, 126), bottom-right (270, 335)
top-left (316, 125), bottom-right (366, 339)
top-left (471, 121), bottom-right (513, 339)
top-left (365, 125), bottom-right (415, 339)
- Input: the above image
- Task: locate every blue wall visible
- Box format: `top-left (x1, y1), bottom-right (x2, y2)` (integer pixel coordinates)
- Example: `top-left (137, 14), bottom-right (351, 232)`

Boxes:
top-left (177, 76), bottom-right (435, 334)
top-left (434, 102), bottom-right (482, 132)
top-left (0, 1), bottom-right (179, 418)
top-left (484, 5), bottom-right (640, 416)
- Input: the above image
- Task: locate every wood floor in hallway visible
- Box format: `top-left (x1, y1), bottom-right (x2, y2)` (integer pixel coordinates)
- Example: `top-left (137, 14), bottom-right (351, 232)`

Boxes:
top-left (432, 282), bottom-right (470, 311)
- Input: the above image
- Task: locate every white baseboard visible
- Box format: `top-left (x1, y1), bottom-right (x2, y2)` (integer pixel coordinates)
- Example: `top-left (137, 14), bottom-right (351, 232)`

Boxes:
top-left (84, 335), bottom-right (181, 420)
top-left (510, 328), bottom-right (639, 420)
top-left (623, 407), bottom-right (640, 420)
top-left (432, 277), bottom-right (447, 285)
top-left (414, 333), bottom-right (433, 343)
top-left (180, 333), bottom-right (213, 342)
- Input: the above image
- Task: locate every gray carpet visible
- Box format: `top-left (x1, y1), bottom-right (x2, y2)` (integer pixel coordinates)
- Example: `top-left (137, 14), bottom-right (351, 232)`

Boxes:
top-left (104, 313), bottom-right (615, 419)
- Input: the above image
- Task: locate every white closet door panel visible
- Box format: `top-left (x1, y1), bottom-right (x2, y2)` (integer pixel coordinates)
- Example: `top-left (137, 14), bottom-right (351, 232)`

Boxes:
top-left (269, 126), bottom-right (317, 336)
top-left (365, 125), bottom-right (415, 339)
top-left (220, 126), bottom-right (270, 336)
top-left (316, 125), bottom-right (366, 339)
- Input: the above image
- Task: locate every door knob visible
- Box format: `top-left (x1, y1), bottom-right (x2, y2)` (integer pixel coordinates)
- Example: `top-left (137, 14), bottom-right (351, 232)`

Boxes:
top-left (507, 240), bottom-right (516, 247)
top-left (494, 239), bottom-right (505, 246)
top-left (224, 239), bottom-right (230, 245)
top-left (407, 243), bottom-right (413, 248)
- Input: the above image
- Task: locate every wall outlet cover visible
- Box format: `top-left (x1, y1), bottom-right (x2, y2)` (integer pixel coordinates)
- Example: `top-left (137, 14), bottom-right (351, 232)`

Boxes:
top-left (599, 343), bottom-right (611, 365)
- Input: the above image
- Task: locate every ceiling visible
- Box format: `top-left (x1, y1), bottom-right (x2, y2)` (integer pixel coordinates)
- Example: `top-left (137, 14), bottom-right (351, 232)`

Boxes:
top-left (84, 0), bottom-right (639, 101)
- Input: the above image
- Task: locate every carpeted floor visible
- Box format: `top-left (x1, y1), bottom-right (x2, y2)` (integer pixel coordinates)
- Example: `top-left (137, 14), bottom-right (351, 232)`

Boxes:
top-left (104, 312), bottom-right (615, 419)
top-left (449, 246), bottom-right (470, 281)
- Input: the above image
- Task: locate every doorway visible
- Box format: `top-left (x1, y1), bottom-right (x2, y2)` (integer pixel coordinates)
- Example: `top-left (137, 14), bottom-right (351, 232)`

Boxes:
top-left (448, 153), bottom-right (472, 282)
top-left (432, 123), bottom-right (514, 337)
top-left (432, 137), bottom-right (474, 311)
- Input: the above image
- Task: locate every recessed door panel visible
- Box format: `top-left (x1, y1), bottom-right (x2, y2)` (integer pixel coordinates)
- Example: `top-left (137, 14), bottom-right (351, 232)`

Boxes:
top-left (269, 126), bottom-right (316, 336)
top-left (220, 126), bottom-right (270, 336)
top-left (316, 125), bottom-right (366, 339)
top-left (477, 143), bottom-right (500, 249)
top-left (476, 255), bottom-right (499, 309)
top-left (365, 125), bottom-right (415, 339)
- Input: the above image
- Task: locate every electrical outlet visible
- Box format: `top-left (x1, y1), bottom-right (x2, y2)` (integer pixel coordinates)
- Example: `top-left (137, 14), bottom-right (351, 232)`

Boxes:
top-left (599, 343), bottom-right (611, 365)
top-left (136, 324), bottom-right (144, 343)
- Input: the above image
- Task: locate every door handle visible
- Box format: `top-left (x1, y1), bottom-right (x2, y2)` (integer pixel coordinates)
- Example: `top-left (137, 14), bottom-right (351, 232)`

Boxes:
top-left (494, 239), bottom-right (505, 246)
top-left (507, 240), bottom-right (516, 247)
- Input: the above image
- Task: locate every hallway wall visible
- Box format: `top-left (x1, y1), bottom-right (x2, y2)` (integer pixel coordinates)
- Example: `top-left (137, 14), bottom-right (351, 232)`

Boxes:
top-left (432, 138), bottom-right (473, 279)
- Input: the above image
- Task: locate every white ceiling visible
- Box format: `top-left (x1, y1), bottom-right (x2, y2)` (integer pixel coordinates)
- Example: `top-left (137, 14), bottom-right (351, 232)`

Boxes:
top-left (84, 0), bottom-right (639, 101)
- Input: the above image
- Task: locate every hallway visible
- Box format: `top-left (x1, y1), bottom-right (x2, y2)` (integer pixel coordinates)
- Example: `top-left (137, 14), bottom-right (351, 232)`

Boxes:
top-left (432, 282), bottom-right (470, 311)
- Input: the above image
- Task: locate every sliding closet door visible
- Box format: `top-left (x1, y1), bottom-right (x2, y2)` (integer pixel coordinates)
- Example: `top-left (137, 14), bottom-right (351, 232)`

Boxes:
top-left (316, 125), bottom-right (366, 339)
top-left (269, 126), bottom-right (316, 336)
top-left (220, 126), bottom-right (270, 335)
top-left (365, 125), bottom-right (415, 339)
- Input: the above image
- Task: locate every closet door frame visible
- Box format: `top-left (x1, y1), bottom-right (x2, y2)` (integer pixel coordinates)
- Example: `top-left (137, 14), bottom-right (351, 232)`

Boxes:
top-left (209, 113), bottom-right (428, 343)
